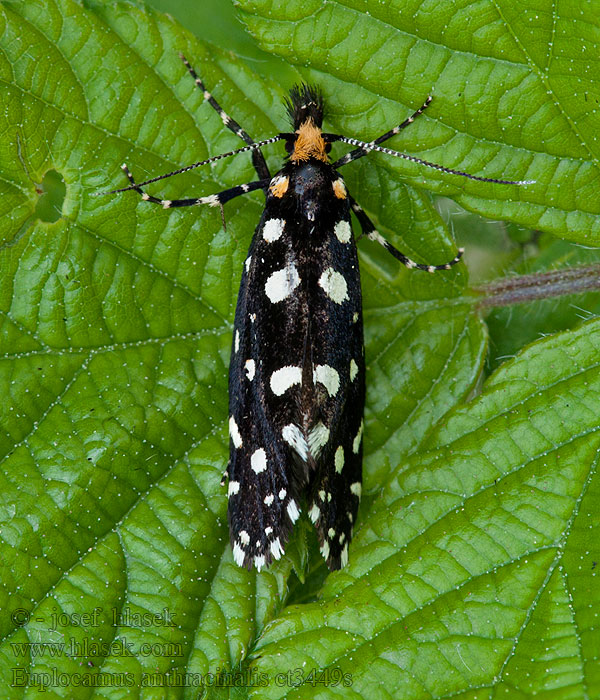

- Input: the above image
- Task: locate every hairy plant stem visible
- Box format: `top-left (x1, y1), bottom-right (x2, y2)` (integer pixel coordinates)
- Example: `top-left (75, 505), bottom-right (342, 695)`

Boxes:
top-left (473, 263), bottom-right (600, 309)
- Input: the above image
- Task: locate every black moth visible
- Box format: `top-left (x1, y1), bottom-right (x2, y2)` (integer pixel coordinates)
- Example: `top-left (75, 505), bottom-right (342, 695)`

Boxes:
top-left (103, 56), bottom-right (531, 572)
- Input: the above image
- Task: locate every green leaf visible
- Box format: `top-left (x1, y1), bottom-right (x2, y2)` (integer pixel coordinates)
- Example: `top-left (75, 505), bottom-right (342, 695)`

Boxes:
top-left (239, 0), bottom-right (600, 245)
top-left (0, 0), bottom-right (598, 697)
top-left (251, 319), bottom-right (600, 699)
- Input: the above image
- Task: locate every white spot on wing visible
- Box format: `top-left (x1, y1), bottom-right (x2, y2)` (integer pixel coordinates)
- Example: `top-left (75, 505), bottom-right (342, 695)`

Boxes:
top-left (254, 555), bottom-right (266, 571)
top-left (350, 359), bottom-right (359, 381)
top-left (270, 537), bottom-right (284, 560)
top-left (228, 480), bottom-right (240, 496)
top-left (287, 499), bottom-right (300, 523)
top-left (334, 219), bottom-right (352, 243)
top-left (270, 366), bottom-right (302, 395)
top-left (229, 416), bottom-right (242, 448)
top-left (265, 264), bottom-right (300, 303)
top-left (264, 493), bottom-right (274, 506)
top-left (352, 420), bottom-right (364, 454)
top-left (320, 540), bottom-right (330, 561)
top-left (314, 364), bottom-right (340, 397)
top-left (233, 542), bottom-right (245, 566)
top-left (278, 488), bottom-right (287, 500)
top-left (245, 256), bottom-right (252, 273)
top-left (350, 482), bottom-right (362, 497)
top-left (251, 448), bottom-right (267, 473)
top-left (234, 329), bottom-right (240, 353)
top-left (308, 422), bottom-right (330, 458)
top-left (239, 530), bottom-right (250, 545)
top-left (319, 267), bottom-right (348, 304)
top-left (244, 359), bottom-right (255, 381)
top-left (340, 543), bottom-right (349, 567)
top-left (262, 218), bottom-right (285, 242)
top-left (308, 503), bottom-right (320, 523)
top-left (335, 446), bottom-right (344, 473)
top-left (282, 423), bottom-right (309, 461)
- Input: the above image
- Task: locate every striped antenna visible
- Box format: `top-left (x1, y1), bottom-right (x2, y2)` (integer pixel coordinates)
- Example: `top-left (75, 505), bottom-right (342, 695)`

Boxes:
top-left (95, 135), bottom-right (284, 196)
top-left (334, 136), bottom-right (535, 185)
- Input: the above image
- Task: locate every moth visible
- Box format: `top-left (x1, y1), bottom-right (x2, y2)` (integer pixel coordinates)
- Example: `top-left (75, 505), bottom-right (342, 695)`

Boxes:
top-left (102, 56), bottom-right (532, 571)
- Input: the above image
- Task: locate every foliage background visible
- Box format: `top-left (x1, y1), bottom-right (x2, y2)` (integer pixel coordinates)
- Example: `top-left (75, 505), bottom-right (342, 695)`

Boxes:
top-left (0, 0), bottom-right (599, 697)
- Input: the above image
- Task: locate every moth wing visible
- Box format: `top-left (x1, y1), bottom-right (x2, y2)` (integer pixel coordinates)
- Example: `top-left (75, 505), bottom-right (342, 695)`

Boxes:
top-left (225, 212), bottom-right (304, 571)
top-left (308, 376), bottom-right (364, 569)
top-left (304, 210), bottom-right (365, 570)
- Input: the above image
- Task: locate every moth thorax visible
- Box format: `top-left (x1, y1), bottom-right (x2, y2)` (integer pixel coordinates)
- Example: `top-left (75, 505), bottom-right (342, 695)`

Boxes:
top-left (291, 161), bottom-right (329, 221)
top-left (291, 118), bottom-right (328, 163)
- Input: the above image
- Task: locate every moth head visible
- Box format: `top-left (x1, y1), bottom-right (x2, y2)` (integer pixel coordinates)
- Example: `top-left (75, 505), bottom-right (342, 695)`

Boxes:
top-left (284, 84), bottom-right (331, 163)
top-left (285, 83), bottom-right (324, 129)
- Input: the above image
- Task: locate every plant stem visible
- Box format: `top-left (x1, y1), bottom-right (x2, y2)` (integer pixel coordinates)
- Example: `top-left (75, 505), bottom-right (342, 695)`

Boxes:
top-left (473, 263), bottom-right (600, 308)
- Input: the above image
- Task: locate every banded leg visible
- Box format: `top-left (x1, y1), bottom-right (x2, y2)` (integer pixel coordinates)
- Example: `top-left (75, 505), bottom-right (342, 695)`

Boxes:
top-left (350, 196), bottom-right (463, 272)
top-left (180, 54), bottom-right (271, 182)
top-left (332, 97), bottom-right (432, 169)
top-left (121, 163), bottom-right (269, 209)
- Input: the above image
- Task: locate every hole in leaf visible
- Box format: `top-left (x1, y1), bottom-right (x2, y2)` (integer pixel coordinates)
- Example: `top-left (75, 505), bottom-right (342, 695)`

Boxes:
top-left (34, 169), bottom-right (66, 223)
